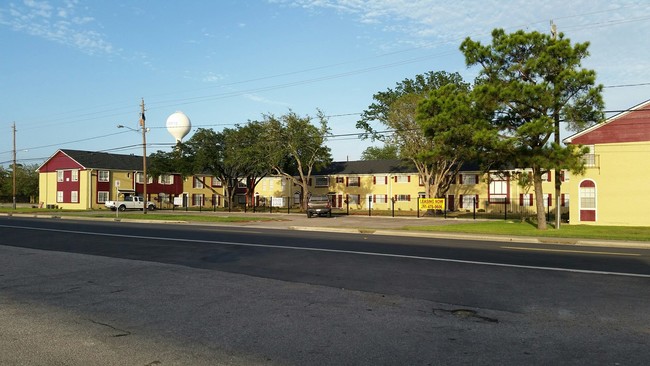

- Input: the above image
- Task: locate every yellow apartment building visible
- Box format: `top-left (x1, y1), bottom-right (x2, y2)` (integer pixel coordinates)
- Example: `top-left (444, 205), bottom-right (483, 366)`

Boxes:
top-left (565, 99), bottom-right (650, 226)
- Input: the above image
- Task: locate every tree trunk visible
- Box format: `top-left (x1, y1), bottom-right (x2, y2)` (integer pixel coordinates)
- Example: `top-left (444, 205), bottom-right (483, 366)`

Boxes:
top-left (301, 183), bottom-right (309, 211)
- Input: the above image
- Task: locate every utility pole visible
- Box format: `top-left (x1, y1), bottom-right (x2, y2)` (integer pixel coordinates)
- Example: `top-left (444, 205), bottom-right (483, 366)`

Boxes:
top-left (551, 20), bottom-right (562, 229)
top-left (12, 122), bottom-right (17, 210)
top-left (140, 98), bottom-right (148, 214)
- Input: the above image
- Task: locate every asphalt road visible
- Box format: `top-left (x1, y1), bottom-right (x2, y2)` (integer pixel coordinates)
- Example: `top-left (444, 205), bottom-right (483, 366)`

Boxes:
top-left (1, 216), bottom-right (649, 365)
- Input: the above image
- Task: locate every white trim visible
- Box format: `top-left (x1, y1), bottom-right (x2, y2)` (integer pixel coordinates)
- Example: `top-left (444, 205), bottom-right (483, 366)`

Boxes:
top-left (578, 179), bottom-right (597, 222)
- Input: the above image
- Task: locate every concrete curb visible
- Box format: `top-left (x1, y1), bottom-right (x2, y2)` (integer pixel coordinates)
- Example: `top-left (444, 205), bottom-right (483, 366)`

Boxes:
top-left (3, 212), bottom-right (649, 249)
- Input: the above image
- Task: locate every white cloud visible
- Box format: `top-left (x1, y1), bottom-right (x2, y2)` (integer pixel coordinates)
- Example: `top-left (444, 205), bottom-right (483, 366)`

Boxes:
top-left (0, 0), bottom-right (113, 55)
top-left (202, 72), bottom-right (225, 83)
top-left (243, 93), bottom-right (290, 107)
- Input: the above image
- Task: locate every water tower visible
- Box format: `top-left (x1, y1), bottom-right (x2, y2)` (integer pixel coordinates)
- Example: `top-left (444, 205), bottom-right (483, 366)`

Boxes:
top-left (166, 111), bottom-right (191, 143)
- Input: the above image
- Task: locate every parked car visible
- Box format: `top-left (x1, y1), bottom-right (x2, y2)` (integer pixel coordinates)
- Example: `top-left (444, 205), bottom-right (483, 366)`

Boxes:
top-left (307, 195), bottom-right (332, 218)
top-left (105, 196), bottom-right (156, 211)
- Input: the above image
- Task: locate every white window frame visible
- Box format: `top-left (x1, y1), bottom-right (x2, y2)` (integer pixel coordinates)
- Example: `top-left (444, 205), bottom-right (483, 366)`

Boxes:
top-left (462, 195), bottom-right (477, 208)
top-left (71, 191), bottom-right (79, 203)
top-left (462, 174), bottom-right (478, 185)
top-left (580, 185), bottom-right (596, 209)
top-left (98, 170), bottom-right (110, 182)
top-left (396, 194), bottom-right (410, 202)
top-left (56, 191), bottom-right (64, 202)
top-left (194, 176), bottom-right (205, 189)
top-left (314, 176), bottom-right (329, 187)
top-left (135, 173), bottom-right (153, 184)
top-left (57, 170), bottom-right (64, 182)
top-left (71, 170), bottom-right (79, 182)
top-left (396, 175), bottom-right (409, 183)
top-left (98, 191), bottom-right (109, 203)
top-left (158, 174), bottom-right (174, 185)
top-left (192, 194), bottom-right (204, 206)
top-left (489, 174), bottom-right (508, 203)
top-left (347, 177), bottom-right (360, 187)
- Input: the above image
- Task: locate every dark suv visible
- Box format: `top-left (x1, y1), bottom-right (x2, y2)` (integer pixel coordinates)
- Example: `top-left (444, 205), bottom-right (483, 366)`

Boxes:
top-left (307, 195), bottom-right (332, 218)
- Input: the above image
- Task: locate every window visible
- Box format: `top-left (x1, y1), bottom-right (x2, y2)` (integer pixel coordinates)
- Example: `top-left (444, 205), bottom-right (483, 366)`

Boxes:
top-left (374, 195), bottom-right (388, 203)
top-left (315, 176), bottom-right (329, 187)
top-left (396, 194), bottom-right (411, 202)
top-left (374, 176), bottom-right (387, 185)
top-left (347, 194), bottom-right (360, 204)
top-left (519, 194), bottom-right (533, 206)
top-left (461, 174), bottom-right (479, 185)
top-left (193, 177), bottom-right (205, 189)
top-left (395, 175), bottom-right (410, 183)
top-left (56, 191), bottom-right (64, 202)
top-left (238, 180), bottom-right (247, 188)
top-left (579, 180), bottom-right (596, 221)
top-left (98, 191), bottom-right (109, 203)
top-left (462, 195), bottom-right (478, 208)
top-left (561, 193), bottom-right (570, 207)
top-left (71, 191), bottom-right (79, 203)
top-left (98, 171), bottom-right (110, 182)
top-left (347, 177), bottom-right (360, 187)
top-left (158, 193), bottom-right (170, 204)
top-left (489, 174), bottom-right (508, 203)
top-left (580, 184), bottom-right (596, 209)
top-left (135, 173), bottom-right (152, 184)
top-left (71, 170), bottom-right (79, 182)
top-left (211, 177), bottom-right (222, 187)
top-left (192, 194), bottom-right (204, 206)
top-left (560, 170), bottom-right (570, 182)
top-left (57, 170), bottom-right (64, 182)
top-left (583, 145), bottom-right (597, 167)
top-left (336, 177), bottom-right (345, 184)
top-left (158, 174), bottom-right (173, 185)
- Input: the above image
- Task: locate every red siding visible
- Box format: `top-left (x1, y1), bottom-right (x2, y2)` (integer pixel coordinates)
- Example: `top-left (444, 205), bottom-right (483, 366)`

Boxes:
top-left (39, 151), bottom-right (83, 172)
top-left (571, 107), bottom-right (650, 145)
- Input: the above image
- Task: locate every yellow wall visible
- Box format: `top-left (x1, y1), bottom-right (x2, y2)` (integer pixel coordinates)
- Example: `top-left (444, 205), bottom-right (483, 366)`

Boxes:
top-left (38, 169), bottom-right (90, 210)
top-left (570, 142), bottom-right (650, 226)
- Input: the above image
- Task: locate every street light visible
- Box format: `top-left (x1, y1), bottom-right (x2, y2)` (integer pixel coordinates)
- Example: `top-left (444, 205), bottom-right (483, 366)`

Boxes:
top-left (118, 99), bottom-right (149, 213)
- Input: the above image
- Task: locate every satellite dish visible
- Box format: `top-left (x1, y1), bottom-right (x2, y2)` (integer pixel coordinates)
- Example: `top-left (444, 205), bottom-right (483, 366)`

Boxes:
top-left (166, 111), bottom-right (191, 143)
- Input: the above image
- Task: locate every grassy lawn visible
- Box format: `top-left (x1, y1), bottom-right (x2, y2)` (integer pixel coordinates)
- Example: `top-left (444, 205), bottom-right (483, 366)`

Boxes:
top-left (87, 213), bottom-right (279, 223)
top-left (0, 208), bottom-right (279, 223)
top-left (405, 220), bottom-right (650, 242)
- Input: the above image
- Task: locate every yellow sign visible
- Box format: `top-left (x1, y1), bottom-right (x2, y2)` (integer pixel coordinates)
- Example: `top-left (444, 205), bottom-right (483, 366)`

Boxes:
top-left (419, 198), bottom-right (445, 210)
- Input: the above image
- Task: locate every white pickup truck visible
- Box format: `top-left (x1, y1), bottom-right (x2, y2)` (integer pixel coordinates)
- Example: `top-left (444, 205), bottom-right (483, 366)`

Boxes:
top-left (105, 196), bottom-right (156, 211)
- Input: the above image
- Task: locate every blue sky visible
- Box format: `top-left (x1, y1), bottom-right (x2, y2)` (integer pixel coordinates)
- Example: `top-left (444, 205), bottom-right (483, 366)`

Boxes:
top-left (1, 0), bottom-right (649, 167)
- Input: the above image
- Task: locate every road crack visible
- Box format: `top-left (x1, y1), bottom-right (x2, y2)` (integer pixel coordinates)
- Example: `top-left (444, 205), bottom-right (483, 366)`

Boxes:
top-left (87, 319), bottom-right (132, 337)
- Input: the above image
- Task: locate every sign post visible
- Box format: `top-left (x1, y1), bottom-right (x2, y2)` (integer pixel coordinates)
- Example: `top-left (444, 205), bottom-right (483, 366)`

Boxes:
top-left (114, 180), bottom-right (121, 219)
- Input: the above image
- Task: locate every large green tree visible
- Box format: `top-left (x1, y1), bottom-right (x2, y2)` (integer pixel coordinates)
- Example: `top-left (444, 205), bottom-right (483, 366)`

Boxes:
top-left (460, 28), bottom-right (604, 229)
top-left (149, 128), bottom-right (243, 209)
top-left (416, 83), bottom-right (495, 199)
top-left (262, 110), bottom-right (331, 210)
top-left (357, 71), bottom-right (480, 198)
top-left (224, 121), bottom-right (273, 207)
top-left (0, 163), bottom-right (39, 203)
top-left (360, 145), bottom-right (399, 160)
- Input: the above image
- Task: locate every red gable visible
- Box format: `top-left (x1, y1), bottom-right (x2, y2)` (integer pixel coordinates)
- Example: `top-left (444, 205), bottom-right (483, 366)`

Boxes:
top-left (565, 99), bottom-right (650, 145)
top-left (37, 150), bottom-right (84, 173)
